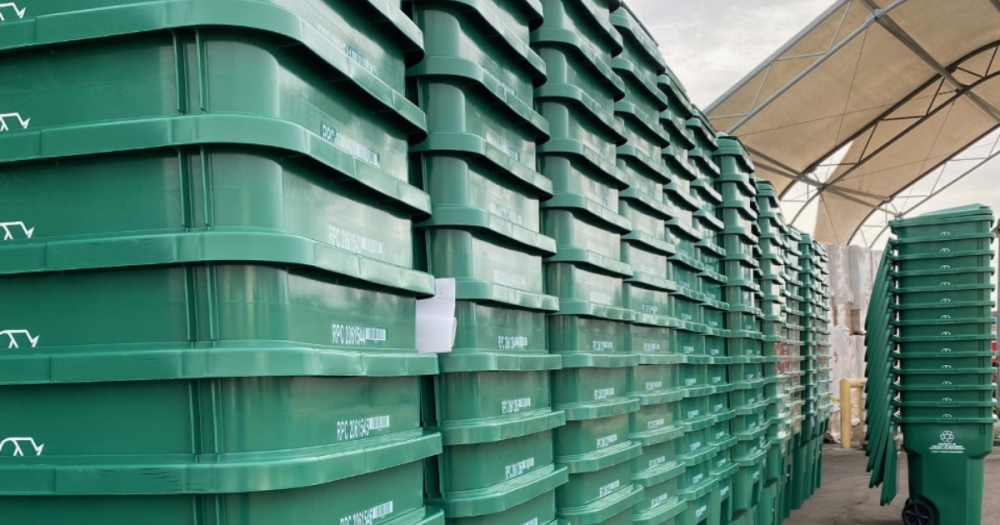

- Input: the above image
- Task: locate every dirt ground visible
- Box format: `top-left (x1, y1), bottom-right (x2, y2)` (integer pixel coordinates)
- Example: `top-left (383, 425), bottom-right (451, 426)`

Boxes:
top-left (784, 444), bottom-right (1000, 525)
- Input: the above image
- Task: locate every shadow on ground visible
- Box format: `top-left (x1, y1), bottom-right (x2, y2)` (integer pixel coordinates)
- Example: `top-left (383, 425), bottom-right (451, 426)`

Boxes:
top-left (784, 444), bottom-right (1000, 525)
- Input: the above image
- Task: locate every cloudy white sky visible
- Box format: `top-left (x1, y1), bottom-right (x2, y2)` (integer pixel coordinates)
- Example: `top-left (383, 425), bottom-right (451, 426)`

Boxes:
top-left (628, 0), bottom-right (1000, 247)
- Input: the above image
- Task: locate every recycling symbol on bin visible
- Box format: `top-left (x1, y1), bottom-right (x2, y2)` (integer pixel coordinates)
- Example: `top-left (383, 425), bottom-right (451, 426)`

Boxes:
top-left (940, 431), bottom-right (955, 443)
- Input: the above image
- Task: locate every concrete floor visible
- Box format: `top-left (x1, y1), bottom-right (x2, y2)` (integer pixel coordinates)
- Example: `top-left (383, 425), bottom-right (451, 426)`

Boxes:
top-left (784, 444), bottom-right (1000, 525)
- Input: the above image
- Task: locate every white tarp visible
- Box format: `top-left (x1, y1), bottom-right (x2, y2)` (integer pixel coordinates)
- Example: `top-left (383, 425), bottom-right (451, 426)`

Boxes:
top-left (708, 0), bottom-right (1000, 244)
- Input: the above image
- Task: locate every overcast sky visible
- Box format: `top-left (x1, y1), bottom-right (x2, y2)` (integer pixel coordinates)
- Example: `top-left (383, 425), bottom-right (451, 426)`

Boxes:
top-left (628, 0), bottom-right (1000, 247)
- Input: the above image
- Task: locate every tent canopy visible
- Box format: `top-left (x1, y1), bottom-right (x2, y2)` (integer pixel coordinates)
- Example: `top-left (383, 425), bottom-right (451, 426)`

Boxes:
top-left (706, 0), bottom-right (1000, 244)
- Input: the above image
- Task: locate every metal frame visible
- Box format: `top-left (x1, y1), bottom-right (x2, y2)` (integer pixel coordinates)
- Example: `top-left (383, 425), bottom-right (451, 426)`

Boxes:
top-left (708, 0), bottom-right (1000, 244)
top-left (853, 128), bottom-right (1000, 246)
top-left (785, 41), bottom-right (1000, 225)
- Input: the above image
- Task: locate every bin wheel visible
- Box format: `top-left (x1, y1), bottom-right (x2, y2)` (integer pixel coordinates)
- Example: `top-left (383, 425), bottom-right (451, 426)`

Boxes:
top-left (902, 500), bottom-right (933, 525)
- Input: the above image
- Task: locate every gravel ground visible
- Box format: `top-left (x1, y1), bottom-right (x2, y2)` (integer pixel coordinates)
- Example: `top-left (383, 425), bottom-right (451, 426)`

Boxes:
top-left (784, 444), bottom-right (999, 525)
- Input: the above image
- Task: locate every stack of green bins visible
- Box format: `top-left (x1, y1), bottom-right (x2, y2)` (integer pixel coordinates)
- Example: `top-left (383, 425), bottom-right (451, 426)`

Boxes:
top-left (753, 178), bottom-right (794, 525)
top-left (773, 213), bottom-right (799, 524)
top-left (658, 69), bottom-right (719, 514)
top-left (781, 227), bottom-right (808, 514)
top-left (0, 2), bottom-right (446, 524)
top-left (713, 136), bottom-right (768, 525)
top-left (407, 1), bottom-right (570, 523)
top-left (608, 6), bottom-right (697, 525)
top-left (797, 238), bottom-right (828, 502)
top-left (890, 205), bottom-right (996, 525)
top-left (533, 2), bottom-right (648, 524)
top-left (790, 234), bottom-right (819, 510)
top-left (865, 248), bottom-right (900, 508)
top-left (658, 68), bottom-right (718, 525)
top-left (808, 242), bottom-right (834, 494)
top-left (668, 109), bottom-right (729, 525)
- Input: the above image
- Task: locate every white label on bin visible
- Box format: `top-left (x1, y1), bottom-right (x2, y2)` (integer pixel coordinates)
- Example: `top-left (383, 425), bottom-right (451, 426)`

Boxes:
top-left (0, 329), bottom-right (39, 348)
top-left (481, 66), bottom-right (516, 98)
top-left (0, 221), bottom-right (33, 241)
top-left (688, 409), bottom-right (701, 419)
top-left (0, 3), bottom-right (25, 20)
top-left (485, 133), bottom-right (520, 161)
top-left (692, 473), bottom-right (704, 485)
top-left (501, 397), bottom-right (532, 415)
top-left (644, 342), bottom-right (661, 353)
top-left (642, 304), bottom-right (659, 314)
top-left (651, 492), bottom-right (670, 509)
top-left (594, 388), bottom-right (615, 400)
top-left (504, 457), bottom-right (535, 480)
top-left (930, 431), bottom-right (966, 454)
top-left (320, 124), bottom-right (380, 167)
top-left (0, 437), bottom-right (44, 456)
top-left (0, 111), bottom-right (29, 131)
top-left (498, 335), bottom-right (529, 350)
top-left (592, 340), bottom-right (614, 352)
top-left (490, 203), bottom-right (524, 226)
top-left (331, 324), bottom-right (387, 346)
top-left (598, 480), bottom-right (621, 498)
top-left (685, 378), bottom-right (698, 387)
top-left (316, 25), bottom-right (377, 77)
top-left (328, 225), bottom-right (384, 256)
top-left (690, 440), bottom-right (702, 452)
top-left (339, 501), bottom-right (393, 525)
top-left (720, 485), bottom-right (730, 497)
top-left (493, 270), bottom-right (526, 289)
top-left (337, 416), bottom-right (390, 441)
top-left (649, 455), bottom-right (666, 469)
top-left (696, 505), bottom-right (708, 518)
top-left (648, 418), bottom-right (665, 430)
top-left (597, 434), bottom-right (618, 449)
top-left (646, 381), bottom-right (662, 391)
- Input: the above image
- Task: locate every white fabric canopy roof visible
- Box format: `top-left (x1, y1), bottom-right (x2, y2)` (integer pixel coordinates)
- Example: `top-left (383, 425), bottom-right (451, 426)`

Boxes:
top-left (706, 0), bottom-right (1000, 244)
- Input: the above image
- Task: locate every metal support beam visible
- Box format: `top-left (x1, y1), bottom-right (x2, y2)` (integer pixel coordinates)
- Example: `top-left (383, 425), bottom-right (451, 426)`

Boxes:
top-left (856, 132), bottom-right (1000, 246)
top-left (705, 0), bottom-right (856, 113)
top-left (861, 0), bottom-right (1000, 122)
top-left (715, 0), bottom-right (914, 134)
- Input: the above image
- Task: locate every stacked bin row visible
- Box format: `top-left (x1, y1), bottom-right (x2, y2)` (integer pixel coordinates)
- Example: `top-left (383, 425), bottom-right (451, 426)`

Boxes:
top-left (665, 80), bottom-right (732, 525)
top-left (0, 3), bottom-right (841, 525)
top-left (795, 238), bottom-right (832, 505)
top-left (612, 6), bottom-right (694, 525)
top-left (0, 2), bottom-right (446, 524)
top-left (714, 136), bottom-right (769, 525)
top-left (658, 66), bottom-right (716, 525)
top-left (407, 1), bottom-right (569, 523)
top-left (408, 0), bottom-right (568, 524)
top-left (536, 2), bottom-right (647, 524)
top-left (866, 205), bottom-right (997, 525)
top-left (755, 180), bottom-right (796, 525)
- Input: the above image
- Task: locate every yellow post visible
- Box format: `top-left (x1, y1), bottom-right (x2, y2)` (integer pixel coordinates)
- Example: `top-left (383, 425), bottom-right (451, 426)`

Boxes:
top-left (840, 378), bottom-right (867, 449)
